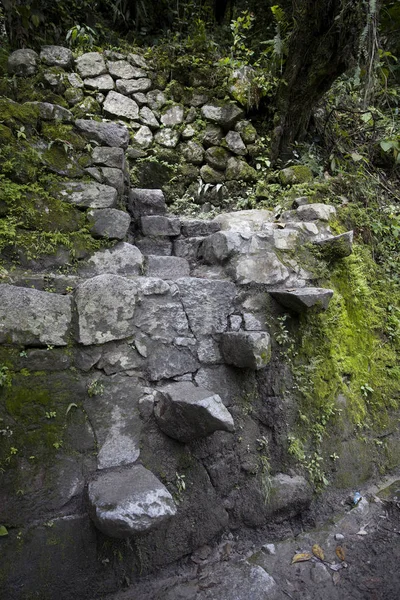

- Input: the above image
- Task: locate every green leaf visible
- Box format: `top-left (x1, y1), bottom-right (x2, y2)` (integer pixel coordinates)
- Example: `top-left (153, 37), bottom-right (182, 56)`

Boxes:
top-left (361, 112), bottom-right (372, 123)
top-left (351, 152), bottom-right (363, 162)
top-left (380, 140), bottom-right (394, 152)
top-left (0, 525), bottom-right (8, 536)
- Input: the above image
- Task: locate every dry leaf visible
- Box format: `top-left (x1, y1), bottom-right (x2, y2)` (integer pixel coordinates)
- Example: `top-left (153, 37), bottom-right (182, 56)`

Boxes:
top-left (336, 546), bottom-right (346, 561)
top-left (332, 572), bottom-right (340, 586)
top-left (291, 552), bottom-right (312, 564)
top-left (312, 544), bottom-right (325, 561)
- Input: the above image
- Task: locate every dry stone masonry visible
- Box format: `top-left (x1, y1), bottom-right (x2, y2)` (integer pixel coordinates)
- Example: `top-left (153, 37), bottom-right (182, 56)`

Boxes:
top-left (0, 45), bottom-right (356, 600)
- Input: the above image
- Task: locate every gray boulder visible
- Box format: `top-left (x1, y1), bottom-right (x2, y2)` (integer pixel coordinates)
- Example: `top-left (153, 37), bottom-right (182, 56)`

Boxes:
top-left (0, 284), bottom-right (71, 346)
top-left (214, 209), bottom-right (273, 232)
top-left (88, 208), bottom-right (131, 240)
top-left (81, 243), bottom-right (143, 276)
top-left (235, 120), bottom-right (257, 143)
top-left (88, 465), bottom-right (176, 537)
top-left (24, 101), bottom-right (73, 122)
top-left (296, 203), bottom-right (336, 221)
top-left (181, 219), bottom-right (221, 237)
top-left (205, 146), bottom-right (231, 170)
top-left (146, 89), bottom-right (167, 110)
top-left (100, 167), bottom-right (124, 194)
top-left (40, 45), bottom-right (73, 68)
top-left (141, 215), bottom-right (181, 236)
top-left (75, 119), bottom-right (130, 148)
top-left (139, 106), bottom-right (159, 129)
top-left (8, 49), bottom-right (38, 76)
top-left (116, 78), bottom-right (152, 94)
top-left (154, 382), bottom-right (234, 442)
top-left (224, 130), bottom-right (247, 155)
top-left (134, 289), bottom-right (189, 343)
top-left (129, 188), bottom-right (166, 220)
top-left (75, 274), bottom-right (138, 345)
top-left (314, 231), bottom-right (353, 258)
top-left (220, 331), bottom-right (271, 370)
top-left (225, 156), bottom-right (257, 181)
top-left (201, 231), bottom-right (249, 264)
top-left (103, 91), bottom-right (139, 120)
top-left (108, 60), bottom-right (145, 79)
top-left (269, 287), bottom-right (334, 312)
top-left (83, 74), bottom-right (114, 91)
top-left (201, 102), bottom-right (244, 129)
top-left (267, 473), bottom-right (312, 516)
top-left (133, 125), bottom-right (153, 148)
top-left (233, 253), bottom-right (290, 285)
top-left (155, 128), bottom-right (180, 148)
top-left (200, 165), bottom-right (225, 184)
top-left (58, 182), bottom-right (117, 208)
top-left (147, 344), bottom-right (199, 381)
top-left (177, 278), bottom-right (236, 335)
top-left (145, 256), bottom-right (190, 279)
top-left (128, 53), bottom-right (148, 69)
top-left (182, 141), bottom-right (204, 165)
top-left (76, 52), bottom-right (107, 78)
top-left (202, 124), bottom-right (223, 147)
top-left (91, 146), bottom-right (125, 169)
top-left (161, 105), bottom-right (184, 126)
top-left (132, 92), bottom-right (148, 105)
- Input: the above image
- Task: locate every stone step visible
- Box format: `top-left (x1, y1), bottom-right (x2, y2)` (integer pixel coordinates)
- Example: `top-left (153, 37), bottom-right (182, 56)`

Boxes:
top-left (269, 287), bottom-right (334, 312)
top-left (144, 255), bottom-right (190, 279)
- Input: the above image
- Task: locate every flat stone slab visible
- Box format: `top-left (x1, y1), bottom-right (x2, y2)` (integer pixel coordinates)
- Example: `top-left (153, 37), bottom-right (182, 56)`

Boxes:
top-left (75, 274), bottom-right (138, 345)
top-left (75, 119), bottom-right (130, 148)
top-left (0, 284), bottom-right (71, 346)
top-left (84, 74), bottom-right (115, 91)
top-left (314, 231), bottom-right (353, 258)
top-left (80, 243), bottom-right (143, 276)
top-left (88, 465), bottom-right (176, 537)
top-left (201, 102), bottom-right (244, 129)
top-left (129, 188), bottom-right (166, 220)
top-left (145, 256), bottom-right (190, 279)
top-left (58, 182), bottom-right (117, 208)
top-left (91, 146), bottom-right (125, 169)
top-left (269, 287), bottom-right (334, 312)
top-left (220, 331), bottom-right (271, 370)
top-left (214, 210), bottom-right (274, 232)
top-left (154, 382), bottom-right (234, 442)
top-left (141, 216), bottom-right (181, 236)
top-left (103, 90), bottom-right (139, 120)
top-left (233, 253), bottom-right (290, 286)
top-left (88, 208), bottom-right (130, 240)
top-left (296, 203), bottom-right (336, 221)
top-left (76, 52), bottom-right (107, 78)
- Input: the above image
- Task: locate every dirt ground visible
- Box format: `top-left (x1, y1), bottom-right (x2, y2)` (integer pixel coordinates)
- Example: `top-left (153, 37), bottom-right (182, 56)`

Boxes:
top-left (99, 475), bottom-right (400, 600)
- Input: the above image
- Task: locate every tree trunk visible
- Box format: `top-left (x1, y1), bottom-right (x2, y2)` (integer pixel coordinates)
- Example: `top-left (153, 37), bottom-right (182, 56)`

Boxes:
top-left (272, 0), bottom-right (366, 161)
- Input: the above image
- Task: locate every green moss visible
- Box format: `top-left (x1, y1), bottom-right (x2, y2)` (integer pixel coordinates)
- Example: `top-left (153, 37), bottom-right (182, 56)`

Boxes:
top-left (40, 123), bottom-right (86, 150)
top-left (279, 165), bottom-right (313, 185)
top-left (0, 98), bottom-right (40, 128)
top-left (0, 125), bottom-right (14, 145)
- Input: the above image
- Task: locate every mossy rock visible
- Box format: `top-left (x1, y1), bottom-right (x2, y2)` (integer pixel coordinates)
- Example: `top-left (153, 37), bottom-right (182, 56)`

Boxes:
top-left (40, 123), bottom-right (86, 150)
top-left (0, 97), bottom-right (40, 129)
top-left (0, 141), bottom-right (42, 183)
top-left (42, 144), bottom-right (84, 178)
top-left (131, 159), bottom-right (174, 190)
top-left (279, 165), bottom-right (313, 185)
top-left (0, 125), bottom-right (14, 145)
top-left (71, 97), bottom-right (101, 119)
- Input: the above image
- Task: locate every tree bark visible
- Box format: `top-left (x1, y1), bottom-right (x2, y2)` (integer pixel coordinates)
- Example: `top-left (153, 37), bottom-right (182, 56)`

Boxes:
top-left (272, 0), bottom-right (366, 161)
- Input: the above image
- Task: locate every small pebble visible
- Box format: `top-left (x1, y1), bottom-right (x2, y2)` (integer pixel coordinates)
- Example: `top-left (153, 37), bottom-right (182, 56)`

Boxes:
top-left (262, 543), bottom-right (276, 555)
top-left (335, 533), bottom-right (345, 541)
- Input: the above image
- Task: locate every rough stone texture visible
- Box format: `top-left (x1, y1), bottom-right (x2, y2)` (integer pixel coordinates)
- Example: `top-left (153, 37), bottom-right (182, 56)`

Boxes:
top-left (154, 382), bottom-right (234, 442)
top-left (133, 125), bottom-right (153, 148)
top-left (296, 203), bottom-right (336, 221)
top-left (220, 331), bottom-right (271, 370)
top-left (132, 92), bottom-right (148, 105)
top-left (225, 156), bottom-right (257, 181)
top-left (161, 105), bottom-right (184, 126)
top-left (75, 119), bottom-right (130, 148)
top-left (128, 53), bottom-right (149, 69)
top-left (201, 102), bottom-right (244, 129)
top-left (134, 288), bottom-right (189, 343)
top-left (0, 284), bottom-right (71, 346)
top-left (266, 473), bottom-right (312, 516)
top-left (195, 365), bottom-right (255, 405)
top-left (68, 72), bottom-right (84, 88)
top-left (233, 253), bottom-right (290, 285)
top-left (40, 45), bottom-right (73, 68)
top-left (205, 146), bottom-right (231, 170)
top-left (147, 343), bottom-right (199, 381)
top-left (103, 90), bottom-right (139, 120)
top-left (100, 166), bottom-right (125, 194)
top-left (235, 120), bottom-right (257, 143)
top-left (81, 243), bottom-right (143, 276)
top-left (145, 256), bottom-right (190, 279)
top-left (181, 124), bottom-right (196, 139)
top-left (269, 287), bottom-right (334, 312)
top-left (25, 101), bottom-right (73, 122)
top-left (141, 216), bottom-right (181, 236)
top-left (155, 128), bottom-right (180, 148)
top-left (88, 208), bottom-right (130, 240)
top-left (88, 465), bottom-right (176, 537)
top-left (96, 342), bottom-right (144, 375)
top-left (181, 219), bottom-right (221, 237)
top-left (108, 60), bottom-right (145, 79)
top-left (224, 130), bottom-right (247, 155)
top-left (314, 231), bottom-right (354, 258)
top-left (202, 124), bottom-right (224, 147)
top-left (59, 182), bottom-right (118, 208)
top-left (182, 141), bottom-right (204, 165)
top-left (84, 375), bottom-right (143, 469)
top-left (116, 78), bottom-right (152, 94)
top-left (75, 274), bottom-right (138, 345)
top-left (139, 106), bottom-right (159, 129)
top-left (201, 231), bottom-right (249, 264)
top-left (92, 146), bottom-right (125, 169)
top-left (76, 52), bottom-right (107, 78)
top-left (177, 278), bottom-right (236, 335)
top-left (84, 74), bottom-right (114, 91)
top-left (136, 236), bottom-right (172, 256)
top-left (200, 164), bottom-right (225, 184)
top-left (8, 48), bottom-right (38, 76)
top-left (147, 89), bottom-right (167, 110)
top-left (129, 188), bottom-right (166, 220)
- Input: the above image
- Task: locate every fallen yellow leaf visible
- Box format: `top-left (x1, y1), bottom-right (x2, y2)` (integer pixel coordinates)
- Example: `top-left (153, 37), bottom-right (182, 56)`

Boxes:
top-left (312, 544), bottom-right (325, 561)
top-left (291, 552), bottom-right (312, 564)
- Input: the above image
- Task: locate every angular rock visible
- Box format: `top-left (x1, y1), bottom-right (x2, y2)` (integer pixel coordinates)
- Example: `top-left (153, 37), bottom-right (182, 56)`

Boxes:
top-left (147, 344), bottom-right (199, 380)
top-left (84, 74), bottom-right (114, 91)
top-left (181, 124), bottom-right (196, 139)
top-left (145, 256), bottom-right (190, 279)
top-left (73, 95), bottom-right (101, 117)
top-left (201, 102), bottom-right (244, 129)
top-left (155, 128), bottom-right (180, 148)
top-left (65, 87), bottom-right (84, 106)
top-left (136, 237), bottom-right (172, 256)
top-left (205, 146), bottom-right (231, 170)
top-left (116, 78), bottom-right (152, 94)
top-left (24, 101), bottom-right (73, 122)
top-left (197, 338), bottom-right (222, 364)
top-left (201, 231), bottom-right (248, 264)
top-left (220, 331), bottom-right (271, 370)
top-left (75, 119), bottom-right (130, 148)
top-left (134, 290), bottom-right (189, 343)
top-left (58, 182), bottom-right (117, 208)
top-left (108, 60), bottom-right (145, 79)
top-left (88, 208), bottom-right (130, 240)
top-left (91, 146), bottom-right (125, 169)
top-left (96, 343), bottom-right (144, 375)
top-left (181, 219), bottom-right (221, 237)
top-left (200, 165), bottom-right (225, 184)
top-left (226, 156), bottom-right (257, 181)
top-left (173, 238), bottom-right (203, 261)
top-left (132, 92), bottom-right (148, 105)
top-left (76, 52), bottom-right (107, 78)
top-left (215, 210), bottom-right (273, 232)
top-left (88, 465), bottom-right (176, 537)
top-left (141, 215), bottom-right (181, 236)
top-left (224, 130), bottom-right (247, 155)
top-left (154, 382), bottom-right (234, 442)
top-left (133, 125), bottom-right (153, 148)
top-left (267, 473), bottom-right (312, 516)
top-left (314, 231), bottom-right (353, 258)
top-left (202, 124), bottom-right (223, 147)
top-left (103, 90), bottom-right (139, 120)
top-left (0, 284), bottom-right (71, 346)
top-left (129, 188), bottom-right (166, 220)
top-left (40, 45), bottom-right (73, 68)
top-left (81, 243), bottom-right (143, 276)
top-left (128, 53), bottom-right (148, 69)
top-left (67, 72), bottom-right (84, 88)
top-left (161, 105), bottom-right (184, 126)
top-left (75, 274), bottom-right (138, 345)
top-left (100, 167), bottom-right (125, 194)
top-left (296, 203), bottom-right (336, 221)
top-left (270, 287), bottom-right (334, 312)
top-left (235, 120), bottom-right (257, 143)
top-left (177, 278), bottom-right (236, 335)
top-left (139, 106), bottom-right (159, 129)
top-left (146, 89), bottom-right (167, 110)
top-left (233, 253), bottom-right (290, 285)
top-left (182, 141), bottom-right (204, 165)
top-left (8, 48), bottom-right (38, 76)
